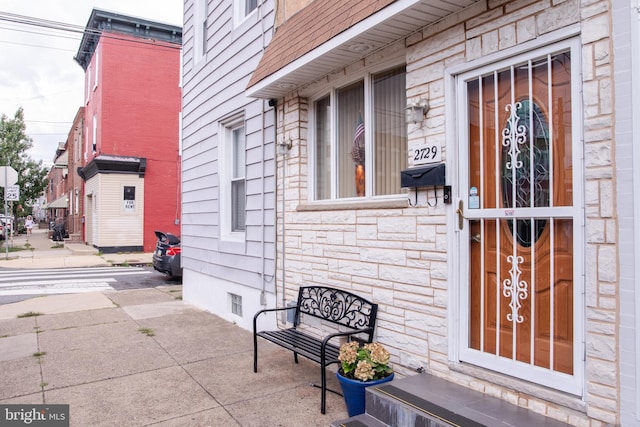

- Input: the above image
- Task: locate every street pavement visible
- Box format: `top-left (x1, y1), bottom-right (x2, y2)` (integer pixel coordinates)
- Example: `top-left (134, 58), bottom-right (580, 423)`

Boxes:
top-left (0, 227), bottom-right (152, 269)
top-left (0, 229), bottom-right (349, 426)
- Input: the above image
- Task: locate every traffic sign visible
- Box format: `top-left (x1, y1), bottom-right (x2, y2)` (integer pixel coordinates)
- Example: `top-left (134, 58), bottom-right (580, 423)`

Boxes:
top-left (5, 185), bottom-right (19, 201)
top-left (0, 166), bottom-right (17, 187)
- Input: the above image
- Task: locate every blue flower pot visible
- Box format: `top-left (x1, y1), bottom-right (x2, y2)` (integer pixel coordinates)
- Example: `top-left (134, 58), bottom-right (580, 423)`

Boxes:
top-left (336, 371), bottom-right (394, 417)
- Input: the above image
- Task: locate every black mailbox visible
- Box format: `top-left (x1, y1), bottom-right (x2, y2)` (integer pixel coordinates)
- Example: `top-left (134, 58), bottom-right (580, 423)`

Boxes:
top-left (400, 164), bottom-right (445, 188)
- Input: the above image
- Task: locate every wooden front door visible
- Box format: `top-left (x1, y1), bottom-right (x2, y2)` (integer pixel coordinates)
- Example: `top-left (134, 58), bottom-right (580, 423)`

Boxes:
top-left (458, 42), bottom-right (582, 392)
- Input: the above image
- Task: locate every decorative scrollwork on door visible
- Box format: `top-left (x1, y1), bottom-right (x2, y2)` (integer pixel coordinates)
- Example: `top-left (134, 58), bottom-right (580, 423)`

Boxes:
top-left (501, 102), bottom-right (527, 170)
top-left (502, 255), bottom-right (528, 323)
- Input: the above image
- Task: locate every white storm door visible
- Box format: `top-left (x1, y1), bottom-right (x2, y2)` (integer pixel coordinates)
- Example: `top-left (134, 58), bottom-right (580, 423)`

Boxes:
top-left (456, 39), bottom-right (583, 395)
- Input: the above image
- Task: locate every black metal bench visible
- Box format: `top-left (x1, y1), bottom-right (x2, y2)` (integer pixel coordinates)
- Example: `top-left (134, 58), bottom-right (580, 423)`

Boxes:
top-left (253, 286), bottom-right (378, 414)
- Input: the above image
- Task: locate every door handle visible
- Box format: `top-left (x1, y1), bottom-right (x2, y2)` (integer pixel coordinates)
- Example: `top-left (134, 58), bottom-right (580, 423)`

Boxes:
top-left (456, 200), bottom-right (464, 230)
top-left (470, 233), bottom-right (481, 243)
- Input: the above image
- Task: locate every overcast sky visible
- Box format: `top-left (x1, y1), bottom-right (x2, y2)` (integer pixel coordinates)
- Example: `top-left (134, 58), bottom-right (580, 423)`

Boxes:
top-left (0, 0), bottom-right (183, 165)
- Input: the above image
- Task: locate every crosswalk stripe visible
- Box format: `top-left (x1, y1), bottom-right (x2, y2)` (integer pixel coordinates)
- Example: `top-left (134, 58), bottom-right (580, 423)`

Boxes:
top-left (0, 278), bottom-right (117, 288)
top-left (0, 266), bottom-right (148, 277)
top-left (0, 270), bottom-right (150, 282)
top-left (0, 282), bottom-right (114, 296)
top-left (0, 266), bottom-right (152, 297)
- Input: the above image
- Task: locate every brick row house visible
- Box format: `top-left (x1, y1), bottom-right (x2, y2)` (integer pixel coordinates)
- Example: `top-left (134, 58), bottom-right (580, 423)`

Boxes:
top-left (183, 0), bottom-right (640, 425)
top-left (46, 142), bottom-right (70, 229)
top-left (72, 9), bottom-right (182, 253)
top-left (46, 107), bottom-right (83, 236)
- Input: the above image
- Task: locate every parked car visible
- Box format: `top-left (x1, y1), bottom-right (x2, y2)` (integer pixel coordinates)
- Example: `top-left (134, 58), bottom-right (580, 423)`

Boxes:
top-left (152, 231), bottom-right (182, 279)
top-left (0, 216), bottom-right (13, 240)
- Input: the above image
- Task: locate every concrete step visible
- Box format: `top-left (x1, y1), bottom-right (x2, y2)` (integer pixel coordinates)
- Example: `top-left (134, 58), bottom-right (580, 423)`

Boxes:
top-left (64, 242), bottom-right (98, 255)
top-left (331, 413), bottom-right (389, 427)
top-left (335, 373), bottom-right (572, 427)
top-left (66, 233), bottom-right (83, 243)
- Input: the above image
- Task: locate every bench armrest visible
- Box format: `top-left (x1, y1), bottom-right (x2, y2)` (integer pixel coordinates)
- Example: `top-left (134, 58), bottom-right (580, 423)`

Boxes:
top-left (320, 328), bottom-right (375, 360)
top-left (253, 305), bottom-right (300, 334)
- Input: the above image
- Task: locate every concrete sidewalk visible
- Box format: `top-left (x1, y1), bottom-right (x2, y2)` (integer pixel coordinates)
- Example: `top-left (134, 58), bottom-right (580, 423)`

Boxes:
top-left (0, 228), bottom-right (152, 269)
top-left (0, 229), bottom-right (348, 425)
top-left (0, 287), bottom-right (348, 426)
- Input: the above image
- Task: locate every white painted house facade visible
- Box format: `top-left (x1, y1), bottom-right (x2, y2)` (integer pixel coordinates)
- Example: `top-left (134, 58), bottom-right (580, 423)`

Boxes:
top-left (242, 0), bottom-right (639, 425)
top-left (613, 1), bottom-right (640, 426)
top-left (181, 0), bottom-right (277, 331)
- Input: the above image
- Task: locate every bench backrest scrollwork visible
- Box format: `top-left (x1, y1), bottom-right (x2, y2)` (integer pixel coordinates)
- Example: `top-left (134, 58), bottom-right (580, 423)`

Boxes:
top-left (295, 286), bottom-right (378, 343)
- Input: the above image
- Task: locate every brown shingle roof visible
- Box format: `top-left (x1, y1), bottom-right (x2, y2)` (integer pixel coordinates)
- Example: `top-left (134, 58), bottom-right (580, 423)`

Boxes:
top-left (248, 0), bottom-right (396, 89)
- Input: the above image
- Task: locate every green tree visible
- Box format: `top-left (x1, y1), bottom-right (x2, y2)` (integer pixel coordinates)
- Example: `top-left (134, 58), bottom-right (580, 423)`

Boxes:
top-left (0, 108), bottom-right (49, 216)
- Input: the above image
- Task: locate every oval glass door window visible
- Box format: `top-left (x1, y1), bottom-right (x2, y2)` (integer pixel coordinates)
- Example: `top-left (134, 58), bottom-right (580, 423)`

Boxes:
top-left (501, 100), bottom-right (550, 247)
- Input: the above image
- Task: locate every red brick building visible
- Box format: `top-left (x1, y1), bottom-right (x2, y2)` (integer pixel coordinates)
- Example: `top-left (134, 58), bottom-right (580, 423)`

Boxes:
top-left (46, 107), bottom-right (85, 239)
top-left (46, 142), bottom-right (69, 229)
top-left (75, 9), bottom-right (182, 253)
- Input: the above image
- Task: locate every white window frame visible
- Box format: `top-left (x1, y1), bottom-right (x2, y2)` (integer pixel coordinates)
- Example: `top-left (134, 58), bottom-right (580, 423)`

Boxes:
top-left (219, 115), bottom-right (246, 242)
top-left (179, 49), bottom-right (184, 88)
top-left (85, 64), bottom-right (91, 105)
top-left (193, 0), bottom-right (207, 64)
top-left (84, 125), bottom-right (89, 161)
top-left (447, 32), bottom-right (584, 396)
top-left (233, 0), bottom-right (259, 27)
top-left (308, 64), bottom-right (408, 202)
top-left (92, 115), bottom-right (97, 153)
top-left (230, 293), bottom-right (243, 317)
top-left (93, 49), bottom-right (99, 91)
top-left (178, 112), bottom-right (183, 157)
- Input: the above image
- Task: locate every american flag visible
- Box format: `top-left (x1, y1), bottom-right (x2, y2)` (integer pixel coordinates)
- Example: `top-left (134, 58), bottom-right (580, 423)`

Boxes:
top-left (351, 115), bottom-right (365, 165)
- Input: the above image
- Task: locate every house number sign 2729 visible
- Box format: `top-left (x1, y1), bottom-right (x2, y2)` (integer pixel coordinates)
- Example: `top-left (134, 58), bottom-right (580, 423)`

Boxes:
top-left (411, 141), bottom-right (441, 166)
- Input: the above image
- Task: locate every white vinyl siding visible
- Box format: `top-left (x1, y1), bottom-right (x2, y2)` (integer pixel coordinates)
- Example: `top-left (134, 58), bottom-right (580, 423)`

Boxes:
top-left (85, 174), bottom-right (144, 249)
top-left (615, 1), bottom-right (640, 424)
top-left (181, 0), bottom-right (276, 328)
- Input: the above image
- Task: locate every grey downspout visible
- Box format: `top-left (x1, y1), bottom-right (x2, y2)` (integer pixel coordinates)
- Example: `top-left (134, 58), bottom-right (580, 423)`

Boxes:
top-left (268, 99), bottom-right (286, 315)
top-left (259, 1), bottom-right (273, 306)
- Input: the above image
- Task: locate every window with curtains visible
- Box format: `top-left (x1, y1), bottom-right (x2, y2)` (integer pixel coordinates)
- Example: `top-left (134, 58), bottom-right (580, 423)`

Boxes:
top-left (313, 66), bottom-right (407, 200)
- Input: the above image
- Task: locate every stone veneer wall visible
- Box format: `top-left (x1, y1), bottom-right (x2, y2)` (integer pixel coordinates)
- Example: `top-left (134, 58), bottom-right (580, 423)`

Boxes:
top-left (274, 0), bottom-right (617, 425)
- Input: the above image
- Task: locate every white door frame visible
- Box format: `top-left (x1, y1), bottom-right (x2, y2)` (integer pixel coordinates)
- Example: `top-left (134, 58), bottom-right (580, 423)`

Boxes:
top-left (445, 30), bottom-right (584, 396)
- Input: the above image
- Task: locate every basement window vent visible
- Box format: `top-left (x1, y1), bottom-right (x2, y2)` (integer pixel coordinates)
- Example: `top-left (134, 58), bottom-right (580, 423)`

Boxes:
top-left (230, 293), bottom-right (242, 317)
